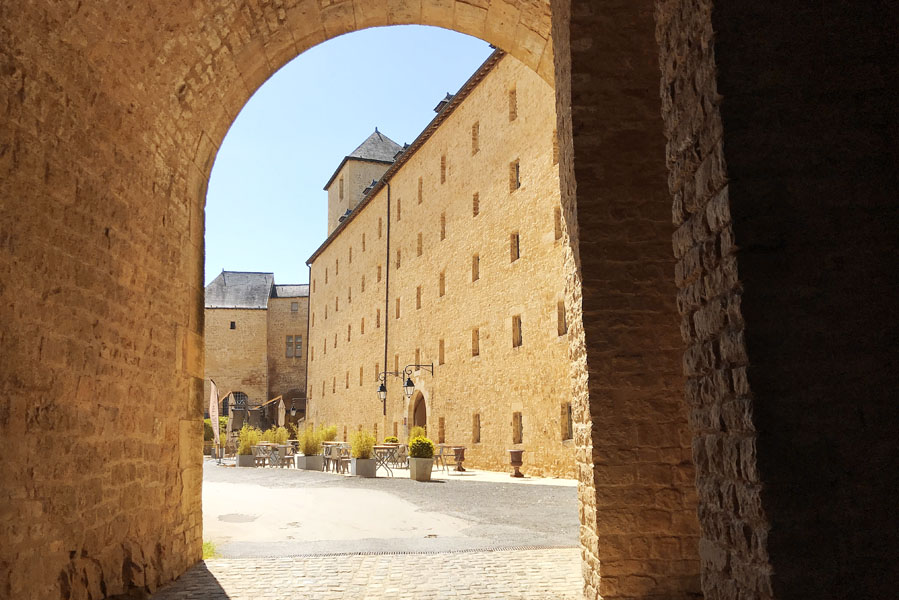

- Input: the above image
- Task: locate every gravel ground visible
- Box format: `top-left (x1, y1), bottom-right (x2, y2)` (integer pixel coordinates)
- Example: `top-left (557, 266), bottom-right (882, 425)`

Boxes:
top-left (202, 459), bottom-right (579, 557)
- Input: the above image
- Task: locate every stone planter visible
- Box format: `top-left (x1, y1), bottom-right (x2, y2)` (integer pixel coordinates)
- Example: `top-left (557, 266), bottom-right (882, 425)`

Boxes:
top-left (508, 449), bottom-right (525, 477)
top-left (351, 457), bottom-right (377, 478)
top-left (236, 454), bottom-right (255, 468)
top-left (295, 455), bottom-right (324, 471)
top-left (409, 457), bottom-right (434, 482)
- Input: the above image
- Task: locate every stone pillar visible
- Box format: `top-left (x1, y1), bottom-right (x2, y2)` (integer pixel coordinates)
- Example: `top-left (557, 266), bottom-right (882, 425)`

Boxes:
top-left (556, 1), bottom-right (702, 598)
top-left (656, 1), bottom-right (898, 597)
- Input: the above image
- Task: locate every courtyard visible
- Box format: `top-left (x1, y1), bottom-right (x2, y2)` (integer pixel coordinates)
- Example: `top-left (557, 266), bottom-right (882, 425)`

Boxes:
top-left (151, 459), bottom-right (582, 598)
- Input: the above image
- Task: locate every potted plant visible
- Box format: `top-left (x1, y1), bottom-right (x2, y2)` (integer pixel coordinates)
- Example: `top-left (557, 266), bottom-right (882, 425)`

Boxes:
top-left (350, 429), bottom-right (377, 477)
top-left (236, 424), bottom-right (261, 467)
top-left (383, 435), bottom-right (399, 444)
top-left (408, 436), bottom-right (435, 482)
top-left (294, 425), bottom-right (324, 470)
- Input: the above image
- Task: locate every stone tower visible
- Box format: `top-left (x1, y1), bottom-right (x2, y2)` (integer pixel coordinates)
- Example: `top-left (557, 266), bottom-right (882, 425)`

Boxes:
top-left (324, 128), bottom-right (403, 234)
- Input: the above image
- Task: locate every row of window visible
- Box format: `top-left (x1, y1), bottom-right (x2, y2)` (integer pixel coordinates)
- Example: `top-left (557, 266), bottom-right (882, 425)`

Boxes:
top-left (310, 405), bottom-right (574, 446)
top-left (313, 209), bottom-right (569, 328)
top-left (310, 301), bottom-right (568, 363)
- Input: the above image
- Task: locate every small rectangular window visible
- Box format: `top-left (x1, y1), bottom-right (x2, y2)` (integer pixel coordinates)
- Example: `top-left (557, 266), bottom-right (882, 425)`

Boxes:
top-left (378, 217), bottom-right (383, 238)
top-left (230, 321), bottom-right (236, 330)
top-left (348, 286), bottom-right (351, 303)
top-left (472, 254), bottom-right (479, 282)
top-left (396, 248), bottom-right (401, 269)
top-left (347, 324), bottom-right (351, 342)
top-left (512, 315), bottom-right (522, 348)
top-left (312, 313), bottom-right (315, 327)
top-left (439, 271), bottom-right (445, 297)
top-left (472, 192), bottom-right (479, 217)
top-left (417, 232), bottom-right (423, 256)
top-left (336, 258), bottom-right (339, 275)
top-left (438, 416), bottom-right (445, 444)
top-left (335, 296), bottom-right (339, 312)
top-left (346, 371), bottom-right (349, 389)
top-left (472, 413), bottom-right (481, 443)
top-left (509, 88), bottom-right (517, 121)
top-left (418, 176), bottom-right (423, 204)
top-left (311, 346), bottom-right (314, 361)
top-left (558, 300), bottom-right (568, 336)
top-left (438, 339), bottom-right (445, 365)
top-left (510, 232), bottom-right (520, 262)
top-left (361, 275), bottom-right (365, 292)
top-left (395, 297), bottom-right (400, 319)
top-left (471, 121), bottom-right (479, 155)
top-left (349, 246), bottom-right (352, 264)
top-left (440, 212), bottom-right (446, 240)
top-left (286, 335), bottom-right (294, 358)
top-left (376, 309), bottom-right (381, 328)
top-left (339, 177), bottom-right (344, 200)
top-left (291, 301), bottom-right (299, 312)
top-left (294, 335), bottom-right (302, 358)
top-left (375, 363), bottom-right (380, 382)
top-left (415, 348), bottom-right (420, 366)
top-left (561, 402), bottom-right (573, 440)
top-left (554, 206), bottom-right (563, 240)
top-left (416, 285), bottom-right (422, 309)
top-left (440, 154), bottom-right (446, 184)
top-left (377, 265), bottom-right (382, 282)
top-left (333, 333), bottom-right (337, 348)
top-left (325, 268), bottom-right (328, 284)
top-left (394, 354), bottom-right (399, 372)
top-left (313, 280), bottom-right (316, 293)
top-left (393, 422), bottom-right (398, 437)
top-left (512, 412), bottom-right (523, 444)
top-left (472, 328), bottom-right (479, 357)
top-left (332, 377), bottom-right (336, 393)
top-left (360, 366), bottom-right (364, 386)
top-left (361, 317), bottom-right (365, 335)
top-left (362, 232), bottom-right (366, 251)
top-left (397, 197), bottom-right (402, 221)
top-left (510, 159), bottom-right (521, 191)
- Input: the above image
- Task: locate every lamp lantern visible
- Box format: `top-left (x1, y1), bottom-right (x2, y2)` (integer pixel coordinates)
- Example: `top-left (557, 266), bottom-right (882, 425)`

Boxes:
top-left (403, 377), bottom-right (416, 399)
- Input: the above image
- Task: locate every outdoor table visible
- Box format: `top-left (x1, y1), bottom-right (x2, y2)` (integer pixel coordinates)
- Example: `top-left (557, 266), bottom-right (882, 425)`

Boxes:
top-left (372, 445), bottom-right (397, 477)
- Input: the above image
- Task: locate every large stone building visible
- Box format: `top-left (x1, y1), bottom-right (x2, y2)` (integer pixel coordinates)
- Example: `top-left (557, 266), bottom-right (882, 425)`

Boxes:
top-left (306, 51), bottom-right (575, 477)
top-left (204, 271), bottom-right (309, 418)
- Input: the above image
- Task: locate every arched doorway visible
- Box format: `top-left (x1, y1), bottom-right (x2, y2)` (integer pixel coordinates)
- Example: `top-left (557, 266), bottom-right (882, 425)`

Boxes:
top-left (411, 393), bottom-right (427, 431)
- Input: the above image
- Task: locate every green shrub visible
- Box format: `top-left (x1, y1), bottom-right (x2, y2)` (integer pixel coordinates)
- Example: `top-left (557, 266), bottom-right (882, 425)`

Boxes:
top-left (202, 541), bottom-right (219, 559)
top-left (261, 426), bottom-right (289, 444)
top-left (203, 417), bottom-right (229, 442)
top-left (383, 435), bottom-right (399, 444)
top-left (237, 425), bottom-right (261, 456)
top-left (350, 430), bottom-right (376, 459)
top-left (298, 426), bottom-right (323, 456)
top-left (321, 425), bottom-right (338, 442)
top-left (409, 436), bottom-right (435, 459)
top-left (409, 425), bottom-right (427, 440)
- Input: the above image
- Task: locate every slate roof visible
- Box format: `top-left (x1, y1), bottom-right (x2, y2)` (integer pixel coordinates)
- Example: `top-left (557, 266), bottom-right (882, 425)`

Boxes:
top-left (205, 271), bottom-right (274, 309)
top-left (348, 128), bottom-right (403, 162)
top-left (272, 284), bottom-right (309, 298)
top-left (323, 128), bottom-right (403, 190)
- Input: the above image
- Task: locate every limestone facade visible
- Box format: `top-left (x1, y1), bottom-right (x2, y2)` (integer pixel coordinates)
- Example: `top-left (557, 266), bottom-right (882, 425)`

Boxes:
top-left (306, 52), bottom-right (575, 477)
top-left (204, 272), bottom-right (309, 415)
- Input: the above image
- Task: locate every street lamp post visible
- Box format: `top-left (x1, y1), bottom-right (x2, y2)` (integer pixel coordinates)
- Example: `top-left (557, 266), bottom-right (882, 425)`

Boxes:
top-left (376, 363), bottom-right (434, 415)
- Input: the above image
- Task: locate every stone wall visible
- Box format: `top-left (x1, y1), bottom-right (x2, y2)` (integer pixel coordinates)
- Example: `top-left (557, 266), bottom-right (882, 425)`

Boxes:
top-left (307, 54), bottom-right (576, 478)
top-left (204, 308), bottom-right (269, 406)
top-left (266, 296), bottom-right (309, 410)
top-left (327, 160), bottom-right (393, 235)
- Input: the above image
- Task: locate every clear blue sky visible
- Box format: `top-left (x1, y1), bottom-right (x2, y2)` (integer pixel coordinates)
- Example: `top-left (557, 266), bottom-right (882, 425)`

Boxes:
top-left (204, 26), bottom-right (494, 286)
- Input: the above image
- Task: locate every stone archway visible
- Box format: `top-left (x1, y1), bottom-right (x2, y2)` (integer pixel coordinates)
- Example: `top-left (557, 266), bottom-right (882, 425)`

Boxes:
top-left (411, 392), bottom-right (427, 431)
top-left (6, 1), bottom-right (892, 599)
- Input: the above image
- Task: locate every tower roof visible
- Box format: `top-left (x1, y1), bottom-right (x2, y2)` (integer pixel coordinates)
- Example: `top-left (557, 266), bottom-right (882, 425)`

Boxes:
top-left (323, 128), bottom-right (403, 190)
top-left (347, 128), bottom-right (404, 162)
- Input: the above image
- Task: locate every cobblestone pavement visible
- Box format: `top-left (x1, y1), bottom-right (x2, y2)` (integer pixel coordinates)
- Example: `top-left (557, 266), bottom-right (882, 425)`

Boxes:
top-left (151, 547), bottom-right (582, 599)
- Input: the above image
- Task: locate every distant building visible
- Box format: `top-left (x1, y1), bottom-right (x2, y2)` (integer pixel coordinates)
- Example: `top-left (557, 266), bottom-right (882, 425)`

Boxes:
top-left (305, 51), bottom-right (574, 477)
top-left (204, 271), bottom-right (309, 423)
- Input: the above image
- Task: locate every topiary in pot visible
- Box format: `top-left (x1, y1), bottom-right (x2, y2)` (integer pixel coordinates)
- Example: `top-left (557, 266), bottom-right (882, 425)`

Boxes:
top-left (383, 436), bottom-right (399, 444)
top-left (321, 425), bottom-right (339, 442)
top-left (236, 425), bottom-right (261, 467)
top-left (350, 430), bottom-right (377, 477)
top-left (409, 425), bottom-right (427, 441)
top-left (408, 436), bottom-right (435, 481)
top-left (295, 426), bottom-right (324, 470)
